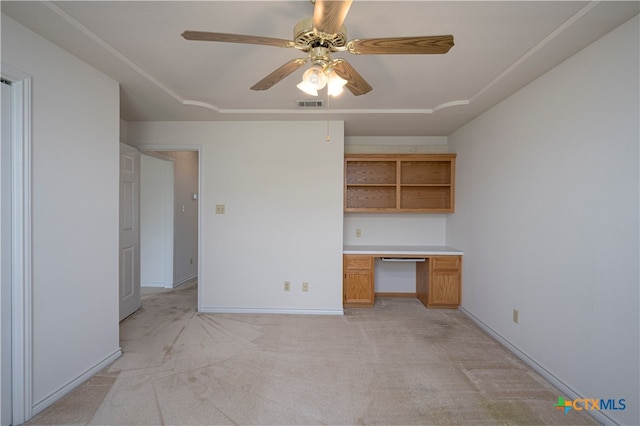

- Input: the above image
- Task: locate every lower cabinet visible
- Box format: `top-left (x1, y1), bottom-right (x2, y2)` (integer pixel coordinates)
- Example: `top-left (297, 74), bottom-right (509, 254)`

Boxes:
top-left (343, 255), bottom-right (374, 307)
top-left (417, 256), bottom-right (462, 308)
top-left (344, 254), bottom-right (462, 309)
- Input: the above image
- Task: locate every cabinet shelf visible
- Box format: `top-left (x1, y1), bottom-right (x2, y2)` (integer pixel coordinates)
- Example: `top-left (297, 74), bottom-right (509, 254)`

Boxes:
top-left (344, 154), bottom-right (456, 213)
top-left (347, 183), bottom-right (397, 187)
top-left (400, 184), bottom-right (452, 187)
top-left (346, 160), bottom-right (396, 185)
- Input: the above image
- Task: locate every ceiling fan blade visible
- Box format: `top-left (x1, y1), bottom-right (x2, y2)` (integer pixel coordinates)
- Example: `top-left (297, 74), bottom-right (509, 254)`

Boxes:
top-left (331, 59), bottom-right (372, 96)
top-left (181, 31), bottom-right (294, 48)
top-left (250, 58), bottom-right (308, 91)
top-left (313, 0), bottom-right (353, 35)
top-left (347, 35), bottom-right (454, 55)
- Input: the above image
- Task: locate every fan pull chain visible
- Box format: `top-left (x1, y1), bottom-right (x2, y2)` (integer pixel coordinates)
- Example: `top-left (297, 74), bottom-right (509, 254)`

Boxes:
top-left (326, 90), bottom-right (331, 142)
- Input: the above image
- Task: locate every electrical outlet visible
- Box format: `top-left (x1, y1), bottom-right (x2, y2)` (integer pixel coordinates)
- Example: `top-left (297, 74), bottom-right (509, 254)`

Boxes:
top-left (355, 229), bottom-right (362, 238)
top-left (215, 204), bottom-right (225, 214)
top-left (302, 282), bottom-right (309, 292)
top-left (513, 309), bottom-right (519, 324)
top-left (284, 281), bottom-right (290, 292)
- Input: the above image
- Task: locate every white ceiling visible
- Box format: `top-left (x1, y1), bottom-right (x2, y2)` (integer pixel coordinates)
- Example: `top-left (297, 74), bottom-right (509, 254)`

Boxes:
top-left (2, 1), bottom-right (639, 136)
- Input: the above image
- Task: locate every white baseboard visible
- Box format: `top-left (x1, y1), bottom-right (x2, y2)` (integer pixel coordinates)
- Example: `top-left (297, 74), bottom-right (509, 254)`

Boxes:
top-left (31, 348), bottom-right (122, 417)
top-left (459, 306), bottom-right (618, 426)
top-left (172, 274), bottom-right (197, 288)
top-left (142, 274), bottom-right (197, 289)
top-left (200, 306), bottom-right (344, 316)
top-left (141, 283), bottom-right (170, 288)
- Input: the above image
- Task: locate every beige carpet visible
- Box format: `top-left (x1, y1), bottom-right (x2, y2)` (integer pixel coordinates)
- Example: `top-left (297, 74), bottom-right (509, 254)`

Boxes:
top-left (28, 282), bottom-right (596, 425)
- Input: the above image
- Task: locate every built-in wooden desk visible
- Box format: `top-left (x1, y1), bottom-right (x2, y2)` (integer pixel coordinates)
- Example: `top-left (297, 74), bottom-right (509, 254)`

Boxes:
top-left (343, 245), bottom-right (463, 309)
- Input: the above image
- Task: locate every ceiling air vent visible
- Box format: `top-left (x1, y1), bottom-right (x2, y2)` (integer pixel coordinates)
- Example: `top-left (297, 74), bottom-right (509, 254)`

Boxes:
top-left (296, 99), bottom-right (324, 108)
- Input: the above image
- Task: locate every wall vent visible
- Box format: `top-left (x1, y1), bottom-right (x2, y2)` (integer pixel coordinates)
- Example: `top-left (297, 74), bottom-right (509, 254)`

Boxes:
top-left (296, 99), bottom-right (324, 108)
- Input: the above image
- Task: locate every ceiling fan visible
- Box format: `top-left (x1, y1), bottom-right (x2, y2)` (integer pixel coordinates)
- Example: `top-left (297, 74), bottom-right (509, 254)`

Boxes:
top-left (181, 0), bottom-right (454, 96)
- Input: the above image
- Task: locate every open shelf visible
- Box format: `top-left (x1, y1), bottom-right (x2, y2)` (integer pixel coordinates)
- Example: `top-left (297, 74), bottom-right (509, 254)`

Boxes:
top-left (344, 154), bottom-right (456, 213)
top-left (346, 161), bottom-right (396, 185)
top-left (401, 161), bottom-right (451, 185)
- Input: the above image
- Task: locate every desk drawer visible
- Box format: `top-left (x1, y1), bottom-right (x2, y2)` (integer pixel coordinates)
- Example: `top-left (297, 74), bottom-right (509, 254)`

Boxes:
top-left (344, 255), bottom-right (373, 270)
top-left (431, 256), bottom-right (461, 270)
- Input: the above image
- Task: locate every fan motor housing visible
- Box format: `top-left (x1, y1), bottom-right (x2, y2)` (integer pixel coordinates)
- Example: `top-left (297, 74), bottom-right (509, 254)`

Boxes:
top-left (294, 18), bottom-right (347, 50)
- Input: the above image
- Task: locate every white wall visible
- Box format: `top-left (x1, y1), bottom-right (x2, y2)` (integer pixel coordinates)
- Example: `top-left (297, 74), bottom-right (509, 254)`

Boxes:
top-left (447, 16), bottom-right (639, 426)
top-left (140, 154), bottom-right (174, 288)
top-left (343, 213), bottom-right (446, 246)
top-left (1, 14), bottom-right (121, 416)
top-left (128, 121), bottom-right (344, 314)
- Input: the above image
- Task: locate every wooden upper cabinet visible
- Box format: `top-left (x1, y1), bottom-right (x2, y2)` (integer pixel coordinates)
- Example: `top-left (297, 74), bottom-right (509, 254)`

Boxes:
top-left (344, 154), bottom-right (456, 213)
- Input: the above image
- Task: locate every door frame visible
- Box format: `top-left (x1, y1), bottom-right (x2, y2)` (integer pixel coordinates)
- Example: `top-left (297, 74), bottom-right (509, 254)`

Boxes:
top-left (135, 144), bottom-right (202, 311)
top-left (1, 63), bottom-right (33, 424)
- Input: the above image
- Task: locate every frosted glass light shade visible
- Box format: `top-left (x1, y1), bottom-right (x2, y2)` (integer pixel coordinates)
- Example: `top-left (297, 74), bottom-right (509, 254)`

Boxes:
top-left (327, 70), bottom-right (348, 96)
top-left (297, 81), bottom-right (318, 96)
top-left (302, 65), bottom-right (327, 90)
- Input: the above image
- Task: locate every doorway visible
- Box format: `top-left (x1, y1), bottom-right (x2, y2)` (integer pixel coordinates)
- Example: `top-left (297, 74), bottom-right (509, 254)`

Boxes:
top-left (138, 149), bottom-right (199, 297)
top-left (119, 146), bottom-right (200, 330)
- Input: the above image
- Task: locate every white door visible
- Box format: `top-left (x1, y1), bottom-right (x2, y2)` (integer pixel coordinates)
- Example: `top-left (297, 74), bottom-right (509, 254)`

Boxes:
top-left (1, 78), bottom-right (12, 426)
top-left (119, 144), bottom-right (141, 320)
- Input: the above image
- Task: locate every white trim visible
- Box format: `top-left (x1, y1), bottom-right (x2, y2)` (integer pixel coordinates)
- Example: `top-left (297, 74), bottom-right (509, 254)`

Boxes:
top-left (1, 63), bottom-right (33, 425)
top-left (140, 273), bottom-right (196, 289)
top-left (200, 307), bottom-right (344, 316)
top-left (173, 273), bottom-right (197, 288)
top-left (31, 349), bottom-right (121, 417)
top-left (140, 282), bottom-right (173, 289)
top-left (469, 1), bottom-right (600, 103)
top-left (459, 306), bottom-right (618, 426)
top-left (43, 2), bottom-right (185, 107)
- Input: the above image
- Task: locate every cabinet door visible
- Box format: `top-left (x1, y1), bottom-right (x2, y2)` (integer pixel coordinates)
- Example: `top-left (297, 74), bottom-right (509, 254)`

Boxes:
top-left (343, 255), bottom-right (374, 307)
top-left (344, 270), bottom-right (374, 306)
top-left (426, 256), bottom-right (462, 308)
top-left (428, 270), bottom-right (460, 307)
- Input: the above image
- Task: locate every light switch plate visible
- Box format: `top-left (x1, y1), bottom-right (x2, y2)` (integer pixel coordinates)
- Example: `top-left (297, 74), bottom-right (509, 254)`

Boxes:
top-left (215, 204), bottom-right (225, 214)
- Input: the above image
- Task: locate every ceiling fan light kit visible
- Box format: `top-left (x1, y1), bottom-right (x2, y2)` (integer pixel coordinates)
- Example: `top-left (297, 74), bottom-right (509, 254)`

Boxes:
top-left (296, 63), bottom-right (349, 97)
top-left (181, 0), bottom-right (454, 97)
